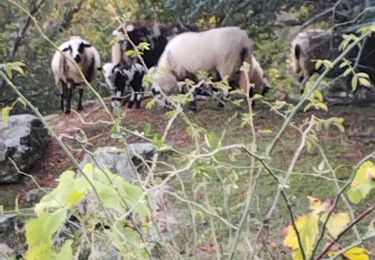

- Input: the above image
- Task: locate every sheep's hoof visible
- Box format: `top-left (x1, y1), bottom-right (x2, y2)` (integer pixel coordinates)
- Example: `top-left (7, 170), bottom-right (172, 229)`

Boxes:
top-left (77, 105), bottom-right (83, 111)
top-left (135, 103), bottom-right (141, 109)
top-left (127, 102), bottom-right (134, 109)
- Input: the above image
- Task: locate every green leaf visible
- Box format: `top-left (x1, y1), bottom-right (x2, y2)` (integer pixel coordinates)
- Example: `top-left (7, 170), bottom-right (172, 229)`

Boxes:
top-left (351, 74), bottom-right (358, 91)
top-left (35, 170), bottom-right (87, 214)
top-left (55, 240), bottom-right (73, 260)
top-left (25, 208), bottom-right (68, 259)
top-left (343, 68), bottom-right (352, 77)
top-left (347, 188), bottom-right (362, 204)
top-left (347, 161), bottom-right (375, 204)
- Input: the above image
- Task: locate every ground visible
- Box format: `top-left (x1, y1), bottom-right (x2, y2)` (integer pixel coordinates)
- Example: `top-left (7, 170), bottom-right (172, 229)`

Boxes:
top-left (1, 97), bottom-right (374, 258)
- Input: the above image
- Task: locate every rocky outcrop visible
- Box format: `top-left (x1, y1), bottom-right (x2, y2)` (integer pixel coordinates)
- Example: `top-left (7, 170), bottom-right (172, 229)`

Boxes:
top-left (0, 114), bottom-right (49, 184)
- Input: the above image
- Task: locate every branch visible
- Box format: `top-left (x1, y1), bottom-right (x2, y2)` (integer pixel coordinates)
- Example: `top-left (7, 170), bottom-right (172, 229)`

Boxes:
top-left (315, 202), bottom-right (375, 259)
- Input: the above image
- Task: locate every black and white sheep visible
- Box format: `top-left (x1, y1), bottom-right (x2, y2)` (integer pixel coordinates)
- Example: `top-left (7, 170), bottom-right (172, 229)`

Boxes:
top-left (103, 62), bottom-right (146, 109)
top-left (290, 29), bottom-right (375, 93)
top-left (150, 27), bottom-right (270, 107)
top-left (111, 21), bottom-right (196, 69)
top-left (51, 36), bottom-right (101, 113)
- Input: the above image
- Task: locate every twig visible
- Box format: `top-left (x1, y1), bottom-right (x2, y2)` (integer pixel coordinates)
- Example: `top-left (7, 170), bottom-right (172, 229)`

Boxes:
top-left (326, 232), bottom-right (375, 260)
top-left (315, 203), bottom-right (375, 259)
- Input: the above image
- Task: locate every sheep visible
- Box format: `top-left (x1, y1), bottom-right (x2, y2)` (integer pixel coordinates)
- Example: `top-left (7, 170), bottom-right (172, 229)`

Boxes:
top-left (290, 30), bottom-right (339, 92)
top-left (150, 27), bottom-right (270, 109)
top-left (291, 29), bottom-right (375, 94)
top-left (112, 21), bottom-right (196, 68)
top-left (102, 62), bottom-right (146, 109)
top-left (51, 36), bottom-right (101, 114)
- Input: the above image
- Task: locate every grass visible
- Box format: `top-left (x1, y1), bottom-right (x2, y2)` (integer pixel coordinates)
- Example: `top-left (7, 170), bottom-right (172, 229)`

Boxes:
top-left (148, 99), bottom-right (375, 258)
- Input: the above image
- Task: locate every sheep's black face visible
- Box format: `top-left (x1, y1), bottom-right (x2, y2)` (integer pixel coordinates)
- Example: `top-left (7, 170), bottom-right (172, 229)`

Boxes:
top-left (71, 41), bottom-right (91, 64)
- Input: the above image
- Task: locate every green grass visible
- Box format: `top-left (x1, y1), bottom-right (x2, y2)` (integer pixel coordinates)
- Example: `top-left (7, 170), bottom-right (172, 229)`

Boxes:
top-left (150, 100), bottom-right (375, 258)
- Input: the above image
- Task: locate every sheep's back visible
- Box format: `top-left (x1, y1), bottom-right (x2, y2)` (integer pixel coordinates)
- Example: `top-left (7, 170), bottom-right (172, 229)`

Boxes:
top-left (161, 27), bottom-right (252, 74)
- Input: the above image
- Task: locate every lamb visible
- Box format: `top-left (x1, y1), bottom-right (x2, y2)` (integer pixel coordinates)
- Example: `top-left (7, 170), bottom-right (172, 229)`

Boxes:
top-left (150, 27), bottom-right (270, 108)
top-left (51, 36), bottom-right (101, 113)
top-left (112, 21), bottom-right (196, 68)
top-left (102, 62), bottom-right (146, 109)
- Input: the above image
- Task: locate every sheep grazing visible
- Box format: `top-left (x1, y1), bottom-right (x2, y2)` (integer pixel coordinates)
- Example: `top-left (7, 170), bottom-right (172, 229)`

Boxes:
top-left (291, 29), bottom-right (375, 94)
top-left (112, 21), bottom-right (196, 68)
top-left (51, 36), bottom-right (101, 113)
top-left (290, 30), bottom-right (339, 92)
top-left (150, 27), bottom-right (270, 109)
top-left (102, 62), bottom-right (146, 109)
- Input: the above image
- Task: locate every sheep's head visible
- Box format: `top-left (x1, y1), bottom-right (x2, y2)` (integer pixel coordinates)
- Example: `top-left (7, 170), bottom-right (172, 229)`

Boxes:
top-left (62, 37), bottom-right (92, 64)
top-left (249, 56), bottom-right (270, 97)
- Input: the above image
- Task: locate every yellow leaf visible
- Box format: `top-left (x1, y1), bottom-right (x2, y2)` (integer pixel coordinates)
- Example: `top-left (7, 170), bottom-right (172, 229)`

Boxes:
top-left (314, 90), bottom-right (324, 102)
top-left (366, 166), bottom-right (375, 180)
top-left (308, 196), bottom-right (322, 211)
top-left (358, 77), bottom-right (371, 87)
top-left (283, 213), bottom-right (319, 259)
top-left (343, 247), bottom-right (369, 260)
top-left (325, 212), bottom-right (350, 237)
top-left (1, 106), bottom-right (12, 123)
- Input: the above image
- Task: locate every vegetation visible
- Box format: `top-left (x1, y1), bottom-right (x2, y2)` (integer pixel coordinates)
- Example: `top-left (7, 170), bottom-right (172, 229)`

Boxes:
top-left (1, 0), bottom-right (375, 259)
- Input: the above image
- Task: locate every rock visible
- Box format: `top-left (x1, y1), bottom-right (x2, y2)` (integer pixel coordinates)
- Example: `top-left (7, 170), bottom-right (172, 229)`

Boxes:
top-left (324, 87), bottom-right (375, 105)
top-left (0, 114), bottom-right (49, 184)
top-left (80, 143), bottom-right (155, 182)
top-left (24, 188), bottom-right (53, 204)
top-left (0, 213), bottom-right (17, 234)
top-left (0, 243), bottom-right (14, 258)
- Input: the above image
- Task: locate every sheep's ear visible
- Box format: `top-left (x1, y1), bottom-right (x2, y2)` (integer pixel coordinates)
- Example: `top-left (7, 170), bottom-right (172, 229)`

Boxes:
top-left (62, 46), bottom-right (71, 52)
top-left (82, 43), bottom-right (92, 48)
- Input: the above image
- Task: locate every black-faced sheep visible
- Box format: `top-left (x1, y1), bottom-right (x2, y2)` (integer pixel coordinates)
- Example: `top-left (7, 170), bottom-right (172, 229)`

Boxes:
top-left (51, 36), bottom-right (101, 113)
top-left (290, 29), bottom-right (375, 93)
top-left (112, 21), bottom-right (196, 68)
top-left (150, 27), bottom-right (270, 108)
top-left (103, 62), bottom-right (146, 109)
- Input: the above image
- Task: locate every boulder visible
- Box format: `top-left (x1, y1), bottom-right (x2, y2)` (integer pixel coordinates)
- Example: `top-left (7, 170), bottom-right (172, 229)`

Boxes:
top-left (80, 143), bottom-right (155, 182)
top-left (0, 114), bottom-right (49, 184)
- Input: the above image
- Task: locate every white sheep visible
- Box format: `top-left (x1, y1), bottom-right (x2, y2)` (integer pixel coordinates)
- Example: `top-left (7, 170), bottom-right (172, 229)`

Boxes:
top-left (103, 62), bottom-right (146, 109)
top-left (51, 36), bottom-right (101, 113)
top-left (150, 27), bottom-right (269, 108)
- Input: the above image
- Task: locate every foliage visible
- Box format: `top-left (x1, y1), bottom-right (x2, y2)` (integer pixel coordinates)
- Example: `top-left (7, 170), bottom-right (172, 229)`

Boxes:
top-left (1, 0), bottom-right (375, 259)
top-left (25, 163), bottom-right (150, 259)
top-left (347, 161), bottom-right (375, 204)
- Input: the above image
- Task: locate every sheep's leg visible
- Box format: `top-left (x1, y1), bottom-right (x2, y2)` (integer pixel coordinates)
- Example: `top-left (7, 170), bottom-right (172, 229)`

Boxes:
top-left (135, 90), bottom-right (142, 109)
top-left (299, 72), bottom-right (310, 94)
top-left (77, 87), bottom-right (84, 111)
top-left (60, 82), bottom-right (67, 112)
top-left (127, 89), bottom-right (135, 109)
top-left (60, 94), bottom-right (64, 111)
top-left (65, 86), bottom-right (73, 114)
